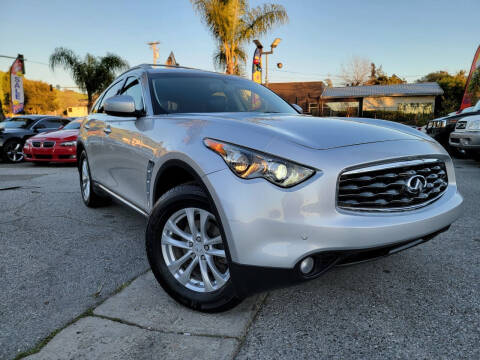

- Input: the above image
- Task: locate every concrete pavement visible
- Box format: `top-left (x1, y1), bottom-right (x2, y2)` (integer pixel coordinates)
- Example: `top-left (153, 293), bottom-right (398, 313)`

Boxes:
top-left (2, 158), bottom-right (479, 359)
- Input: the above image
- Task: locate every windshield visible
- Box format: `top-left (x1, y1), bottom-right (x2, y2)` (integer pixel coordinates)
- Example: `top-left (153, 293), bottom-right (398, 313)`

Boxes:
top-left (63, 120), bottom-right (81, 130)
top-left (0, 118), bottom-right (33, 129)
top-left (149, 73), bottom-right (297, 115)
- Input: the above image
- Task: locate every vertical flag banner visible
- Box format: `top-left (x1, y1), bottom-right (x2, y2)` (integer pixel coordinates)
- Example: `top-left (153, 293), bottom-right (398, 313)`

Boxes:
top-left (252, 47), bottom-right (262, 84)
top-left (10, 55), bottom-right (25, 114)
top-left (460, 45), bottom-right (480, 111)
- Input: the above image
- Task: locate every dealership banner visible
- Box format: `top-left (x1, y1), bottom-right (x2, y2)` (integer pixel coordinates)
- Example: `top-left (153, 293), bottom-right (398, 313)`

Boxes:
top-left (460, 45), bottom-right (480, 111)
top-left (10, 55), bottom-right (25, 114)
top-left (252, 47), bottom-right (262, 84)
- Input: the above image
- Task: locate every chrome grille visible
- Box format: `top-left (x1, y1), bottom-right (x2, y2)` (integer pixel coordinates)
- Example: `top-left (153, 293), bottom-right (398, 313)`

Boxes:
top-left (338, 160), bottom-right (448, 211)
top-left (32, 141), bottom-right (41, 147)
top-left (456, 121), bottom-right (467, 129)
top-left (43, 141), bottom-right (55, 148)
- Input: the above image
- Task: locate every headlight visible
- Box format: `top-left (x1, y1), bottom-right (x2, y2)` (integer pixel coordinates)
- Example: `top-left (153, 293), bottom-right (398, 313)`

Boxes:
top-left (467, 119), bottom-right (480, 131)
top-left (204, 138), bottom-right (315, 188)
top-left (60, 141), bottom-right (76, 146)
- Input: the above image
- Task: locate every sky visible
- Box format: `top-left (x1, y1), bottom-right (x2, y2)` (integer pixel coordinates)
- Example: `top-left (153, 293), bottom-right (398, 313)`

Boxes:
top-left (0, 0), bottom-right (479, 90)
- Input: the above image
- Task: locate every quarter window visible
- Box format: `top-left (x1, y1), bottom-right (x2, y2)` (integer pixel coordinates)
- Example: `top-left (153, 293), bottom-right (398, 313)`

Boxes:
top-left (98, 80), bottom-right (124, 113)
top-left (121, 77), bottom-right (144, 112)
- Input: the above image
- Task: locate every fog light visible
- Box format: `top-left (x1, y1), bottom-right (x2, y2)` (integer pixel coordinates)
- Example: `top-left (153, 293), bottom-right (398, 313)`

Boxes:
top-left (300, 257), bottom-right (314, 274)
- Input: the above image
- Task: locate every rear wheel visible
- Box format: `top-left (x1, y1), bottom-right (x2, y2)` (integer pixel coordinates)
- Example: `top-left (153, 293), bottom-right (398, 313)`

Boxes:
top-left (2, 139), bottom-right (24, 163)
top-left (146, 184), bottom-right (242, 312)
top-left (79, 151), bottom-right (109, 207)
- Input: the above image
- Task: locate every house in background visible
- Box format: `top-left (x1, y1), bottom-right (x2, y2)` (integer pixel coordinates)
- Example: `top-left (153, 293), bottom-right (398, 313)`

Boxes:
top-left (320, 82), bottom-right (444, 118)
top-left (267, 81), bottom-right (325, 114)
top-left (66, 106), bottom-right (88, 117)
top-left (268, 81), bottom-right (444, 124)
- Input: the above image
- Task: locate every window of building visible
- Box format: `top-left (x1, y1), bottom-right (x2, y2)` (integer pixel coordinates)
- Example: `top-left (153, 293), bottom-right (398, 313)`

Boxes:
top-left (308, 103), bottom-right (319, 114)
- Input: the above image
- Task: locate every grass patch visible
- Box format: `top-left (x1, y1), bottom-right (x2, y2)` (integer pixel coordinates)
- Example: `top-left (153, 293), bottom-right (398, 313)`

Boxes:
top-left (13, 309), bottom-right (94, 359)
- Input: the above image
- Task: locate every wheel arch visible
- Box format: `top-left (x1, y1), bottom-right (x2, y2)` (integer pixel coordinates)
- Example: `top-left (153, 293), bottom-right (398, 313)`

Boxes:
top-left (152, 159), bottom-right (210, 205)
top-left (76, 140), bottom-right (85, 170)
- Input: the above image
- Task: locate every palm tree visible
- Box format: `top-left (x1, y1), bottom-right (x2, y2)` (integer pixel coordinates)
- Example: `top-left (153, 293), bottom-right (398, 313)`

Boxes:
top-left (49, 47), bottom-right (129, 110)
top-left (190, 0), bottom-right (288, 75)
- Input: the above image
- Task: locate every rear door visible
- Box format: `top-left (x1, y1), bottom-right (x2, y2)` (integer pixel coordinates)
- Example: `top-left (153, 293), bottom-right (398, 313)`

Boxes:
top-left (83, 80), bottom-right (124, 183)
top-left (103, 76), bottom-right (154, 210)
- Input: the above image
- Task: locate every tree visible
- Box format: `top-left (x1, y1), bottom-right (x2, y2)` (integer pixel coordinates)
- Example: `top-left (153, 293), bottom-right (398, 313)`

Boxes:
top-left (23, 79), bottom-right (58, 114)
top-left (190, 0), bottom-right (288, 75)
top-left (366, 62), bottom-right (406, 85)
top-left (417, 71), bottom-right (466, 116)
top-left (49, 48), bottom-right (128, 110)
top-left (0, 100), bottom-right (4, 121)
top-left (339, 56), bottom-right (371, 86)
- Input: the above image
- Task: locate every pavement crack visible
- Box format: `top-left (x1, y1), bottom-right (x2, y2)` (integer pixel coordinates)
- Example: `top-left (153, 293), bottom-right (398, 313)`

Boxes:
top-left (231, 292), bottom-right (269, 359)
top-left (91, 313), bottom-right (240, 340)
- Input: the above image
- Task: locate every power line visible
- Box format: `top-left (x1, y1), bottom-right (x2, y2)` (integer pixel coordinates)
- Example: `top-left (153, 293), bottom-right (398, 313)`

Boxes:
top-left (0, 55), bottom-right (48, 66)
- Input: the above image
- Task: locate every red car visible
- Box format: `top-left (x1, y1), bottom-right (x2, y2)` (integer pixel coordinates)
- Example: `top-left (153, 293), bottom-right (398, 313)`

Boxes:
top-left (23, 119), bottom-right (81, 164)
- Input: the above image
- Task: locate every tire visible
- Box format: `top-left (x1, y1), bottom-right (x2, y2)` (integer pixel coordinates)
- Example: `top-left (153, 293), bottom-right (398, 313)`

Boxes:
top-left (146, 184), bottom-right (243, 312)
top-left (79, 151), bottom-right (109, 207)
top-left (2, 139), bottom-right (24, 163)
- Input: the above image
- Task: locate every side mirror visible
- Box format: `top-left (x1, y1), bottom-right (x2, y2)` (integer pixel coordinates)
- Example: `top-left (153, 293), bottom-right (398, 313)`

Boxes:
top-left (291, 103), bottom-right (303, 114)
top-left (104, 95), bottom-right (137, 117)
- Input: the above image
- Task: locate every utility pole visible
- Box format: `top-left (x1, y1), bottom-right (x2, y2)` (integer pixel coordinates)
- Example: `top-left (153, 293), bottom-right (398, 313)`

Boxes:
top-left (147, 41), bottom-right (161, 64)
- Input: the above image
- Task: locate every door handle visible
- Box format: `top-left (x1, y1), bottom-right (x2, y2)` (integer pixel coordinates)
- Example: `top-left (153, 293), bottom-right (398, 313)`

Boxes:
top-left (104, 126), bottom-right (112, 134)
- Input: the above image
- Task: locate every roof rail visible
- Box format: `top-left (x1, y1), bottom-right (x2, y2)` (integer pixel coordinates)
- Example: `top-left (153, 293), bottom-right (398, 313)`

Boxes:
top-left (116, 63), bottom-right (230, 79)
top-left (136, 63), bottom-right (198, 70)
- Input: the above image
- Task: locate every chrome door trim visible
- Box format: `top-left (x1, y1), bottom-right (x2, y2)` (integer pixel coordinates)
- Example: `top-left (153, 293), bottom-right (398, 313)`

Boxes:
top-left (95, 183), bottom-right (149, 217)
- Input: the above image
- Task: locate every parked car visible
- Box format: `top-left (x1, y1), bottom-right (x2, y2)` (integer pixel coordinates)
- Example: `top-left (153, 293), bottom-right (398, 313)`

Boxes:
top-left (426, 101), bottom-right (480, 149)
top-left (449, 114), bottom-right (480, 158)
top-left (77, 65), bottom-right (463, 312)
top-left (23, 119), bottom-right (82, 164)
top-left (0, 115), bottom-right (70, 163)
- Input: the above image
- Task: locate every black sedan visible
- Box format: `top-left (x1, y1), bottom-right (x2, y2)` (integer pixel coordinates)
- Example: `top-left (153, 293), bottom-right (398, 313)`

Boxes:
top-left (0, 115), bottom-right (70, 163)
top-left (426, 102), bottom-right (480, 150)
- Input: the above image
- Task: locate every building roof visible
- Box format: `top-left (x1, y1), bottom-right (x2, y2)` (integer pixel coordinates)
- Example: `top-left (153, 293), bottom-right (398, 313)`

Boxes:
top-left (268, 81), bottom-right (324, 104)
top-left (321, 82), bottom-right (444, 99)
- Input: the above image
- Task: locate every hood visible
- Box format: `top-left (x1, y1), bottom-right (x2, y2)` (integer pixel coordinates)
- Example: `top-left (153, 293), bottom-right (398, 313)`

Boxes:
top-left (30, 129), bottom-right (78, 141)
top-left (201, 113), bottom-right (432, 150)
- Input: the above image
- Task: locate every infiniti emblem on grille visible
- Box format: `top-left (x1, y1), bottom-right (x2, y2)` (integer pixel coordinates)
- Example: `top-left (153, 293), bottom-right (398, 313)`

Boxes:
top-left (406, 175), bottom-right (427, 194)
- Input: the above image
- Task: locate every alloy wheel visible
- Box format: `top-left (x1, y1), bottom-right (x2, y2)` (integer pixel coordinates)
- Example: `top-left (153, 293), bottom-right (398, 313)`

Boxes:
top-left (6, 142), bottom-right (24, 162)
top-left (161, 207), bottom-right (229, 293)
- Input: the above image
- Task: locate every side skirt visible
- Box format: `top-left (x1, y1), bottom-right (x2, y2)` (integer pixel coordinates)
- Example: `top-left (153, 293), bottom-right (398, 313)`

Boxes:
top-left (95, 182), bottom-right (149, 218)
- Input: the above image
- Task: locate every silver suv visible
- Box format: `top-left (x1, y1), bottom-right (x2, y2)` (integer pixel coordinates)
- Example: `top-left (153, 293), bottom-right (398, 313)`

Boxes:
top-left (77, 65), bottom-right (463, 312)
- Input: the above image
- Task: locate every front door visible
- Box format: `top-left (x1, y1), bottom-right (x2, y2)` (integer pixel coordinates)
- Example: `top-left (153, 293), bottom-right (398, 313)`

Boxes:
top-left (84, 80), bottom-right (124, 183)
top-left (103, 77), bottom-right (154, 211)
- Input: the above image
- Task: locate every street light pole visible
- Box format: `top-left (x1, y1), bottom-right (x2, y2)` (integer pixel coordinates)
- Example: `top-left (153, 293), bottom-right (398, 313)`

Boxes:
top-left (147, 41), bottom-right (161, 64)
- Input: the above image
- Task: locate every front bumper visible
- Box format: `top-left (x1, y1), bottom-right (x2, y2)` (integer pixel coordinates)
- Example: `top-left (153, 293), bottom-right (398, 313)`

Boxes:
top-left (229, 226), bottom-right (450, 296)
top-left (449, 131), bottom-right (480, 149)
top-left (23, 144), bottom-right (77, 163)
top-left (203, 139), bottom-right (462, 287)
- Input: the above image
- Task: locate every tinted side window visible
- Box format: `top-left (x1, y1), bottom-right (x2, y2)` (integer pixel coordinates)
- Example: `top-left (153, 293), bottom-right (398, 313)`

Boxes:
top-left (98, 80), bottom-right (124, 113)
top-left (36, 118), bottom-right (63, 129)
top-left (121, 77), bottom-right (144, 112)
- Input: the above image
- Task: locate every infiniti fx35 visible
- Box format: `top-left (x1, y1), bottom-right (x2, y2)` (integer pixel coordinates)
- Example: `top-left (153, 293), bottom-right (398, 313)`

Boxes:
top-left (77, 64), bottom-right (463, 312)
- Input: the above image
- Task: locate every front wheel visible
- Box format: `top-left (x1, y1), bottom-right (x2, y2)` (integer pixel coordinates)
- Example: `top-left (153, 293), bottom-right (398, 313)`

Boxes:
top-left (2, 139), bottom-right (24, 163)
top-left (146, 184), bottom-right (243, 312)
